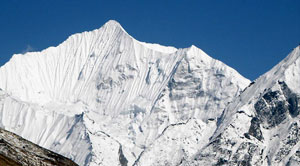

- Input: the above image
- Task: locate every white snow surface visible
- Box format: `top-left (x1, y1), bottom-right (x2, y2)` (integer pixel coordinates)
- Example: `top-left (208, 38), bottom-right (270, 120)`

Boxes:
top-left (0, 20), bottom-right (250, 166)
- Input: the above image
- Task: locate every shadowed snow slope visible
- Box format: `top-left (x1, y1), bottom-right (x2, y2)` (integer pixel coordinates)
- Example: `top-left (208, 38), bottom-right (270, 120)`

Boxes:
top-left (0, 20), bottom-right (250, 166)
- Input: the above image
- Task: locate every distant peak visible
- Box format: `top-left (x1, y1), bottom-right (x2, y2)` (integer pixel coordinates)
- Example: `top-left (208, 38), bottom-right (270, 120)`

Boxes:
top-left (190, 45), bottom-right (197, 49)
top-left (188, 45), bottom-right (200, 51)
top-left (104, 20), bottom-right (122, 27)
top-left (282, 45), bottom-right (300, 65)
top-left (187, 44), bottom-right (205, 54)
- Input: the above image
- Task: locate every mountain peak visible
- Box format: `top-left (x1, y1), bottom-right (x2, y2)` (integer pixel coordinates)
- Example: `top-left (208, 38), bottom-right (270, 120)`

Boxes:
top-left (104, 20), bottom-right (122, 28)
top-left (102, 20), bottom-right (126, 33)
top-left (189, 44), bottom-right (198, 49)
top-left (0, 20), bottom-right (252, 166)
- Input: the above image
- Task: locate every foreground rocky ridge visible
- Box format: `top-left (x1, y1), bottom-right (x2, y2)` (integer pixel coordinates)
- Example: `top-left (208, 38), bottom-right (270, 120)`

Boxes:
top-left (0, 127), bottom-right (78, 166)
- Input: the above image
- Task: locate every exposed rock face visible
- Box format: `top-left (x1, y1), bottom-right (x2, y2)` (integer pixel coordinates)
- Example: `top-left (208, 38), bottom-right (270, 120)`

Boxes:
top-left (247, 117), bottom-right (263, 141)
top-left (254, 81), bottom-right (299, 128)
top-left (0, 127), bottom-right (78, 166)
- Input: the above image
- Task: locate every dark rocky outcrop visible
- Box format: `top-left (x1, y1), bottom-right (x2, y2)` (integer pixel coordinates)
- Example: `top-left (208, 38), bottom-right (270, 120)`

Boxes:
top-left (274, 122), bottom-right (300, 163)
top-left (0, 128), bottom-right (78, 166)
top-left (254, 81), bottom-right (300, 128)
top-left (247, 117), bottom-right (264, 141)
top-left (191, 81), bottom-right (300, 166)
top-left (118, 145), bottom-right (128, 166)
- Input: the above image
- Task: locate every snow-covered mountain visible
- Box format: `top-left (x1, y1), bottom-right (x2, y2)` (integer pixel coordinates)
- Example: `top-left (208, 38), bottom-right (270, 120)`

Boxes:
top-left (4, 20), bottom-right (296, 166)
top-left (183, 46), bottom-right (300, 166)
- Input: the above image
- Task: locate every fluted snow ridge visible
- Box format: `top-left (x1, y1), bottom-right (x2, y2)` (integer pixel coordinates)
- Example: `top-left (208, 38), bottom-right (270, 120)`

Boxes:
top-left (0, 20), bottom-right (251, 166)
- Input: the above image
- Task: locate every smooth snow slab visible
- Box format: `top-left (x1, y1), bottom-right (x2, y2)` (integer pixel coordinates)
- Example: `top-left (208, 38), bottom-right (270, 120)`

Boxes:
top-left (0, 20), bottom-right (250, 166)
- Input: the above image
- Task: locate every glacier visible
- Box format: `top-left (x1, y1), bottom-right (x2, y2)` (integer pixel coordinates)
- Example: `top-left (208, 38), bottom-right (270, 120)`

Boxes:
top-left (3, 20), bottom-right (291, 166)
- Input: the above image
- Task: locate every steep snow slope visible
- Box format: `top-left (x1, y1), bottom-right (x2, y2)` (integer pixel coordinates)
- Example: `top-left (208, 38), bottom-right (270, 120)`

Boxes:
top-left (134, 45), bottom-right (250, 166)
top-left (0, 20), bottom-right (250, 165)
top-left (0, 90), bottom-right (92, 165)
top-left (184, 46), bottom-right (300, 166)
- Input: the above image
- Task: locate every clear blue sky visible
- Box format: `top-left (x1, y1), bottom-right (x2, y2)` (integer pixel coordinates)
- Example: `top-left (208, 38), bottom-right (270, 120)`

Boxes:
top-left (0, 0), bottom-right (299, 80)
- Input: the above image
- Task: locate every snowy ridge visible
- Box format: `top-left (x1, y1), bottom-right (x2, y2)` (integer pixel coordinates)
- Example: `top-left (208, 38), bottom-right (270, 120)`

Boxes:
top-left (216, 46), bottom-right (300, 139)
top-left (184, 46), bottom-right (300, 166)
top-left (0, 20), bottom-right (250, 165)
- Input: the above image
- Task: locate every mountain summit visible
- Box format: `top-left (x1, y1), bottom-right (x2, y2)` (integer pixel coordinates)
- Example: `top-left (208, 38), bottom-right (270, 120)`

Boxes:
top-left (0, 20), bottom-right (297, 166)
top-left (0, 20), bottom-right (250, 165)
